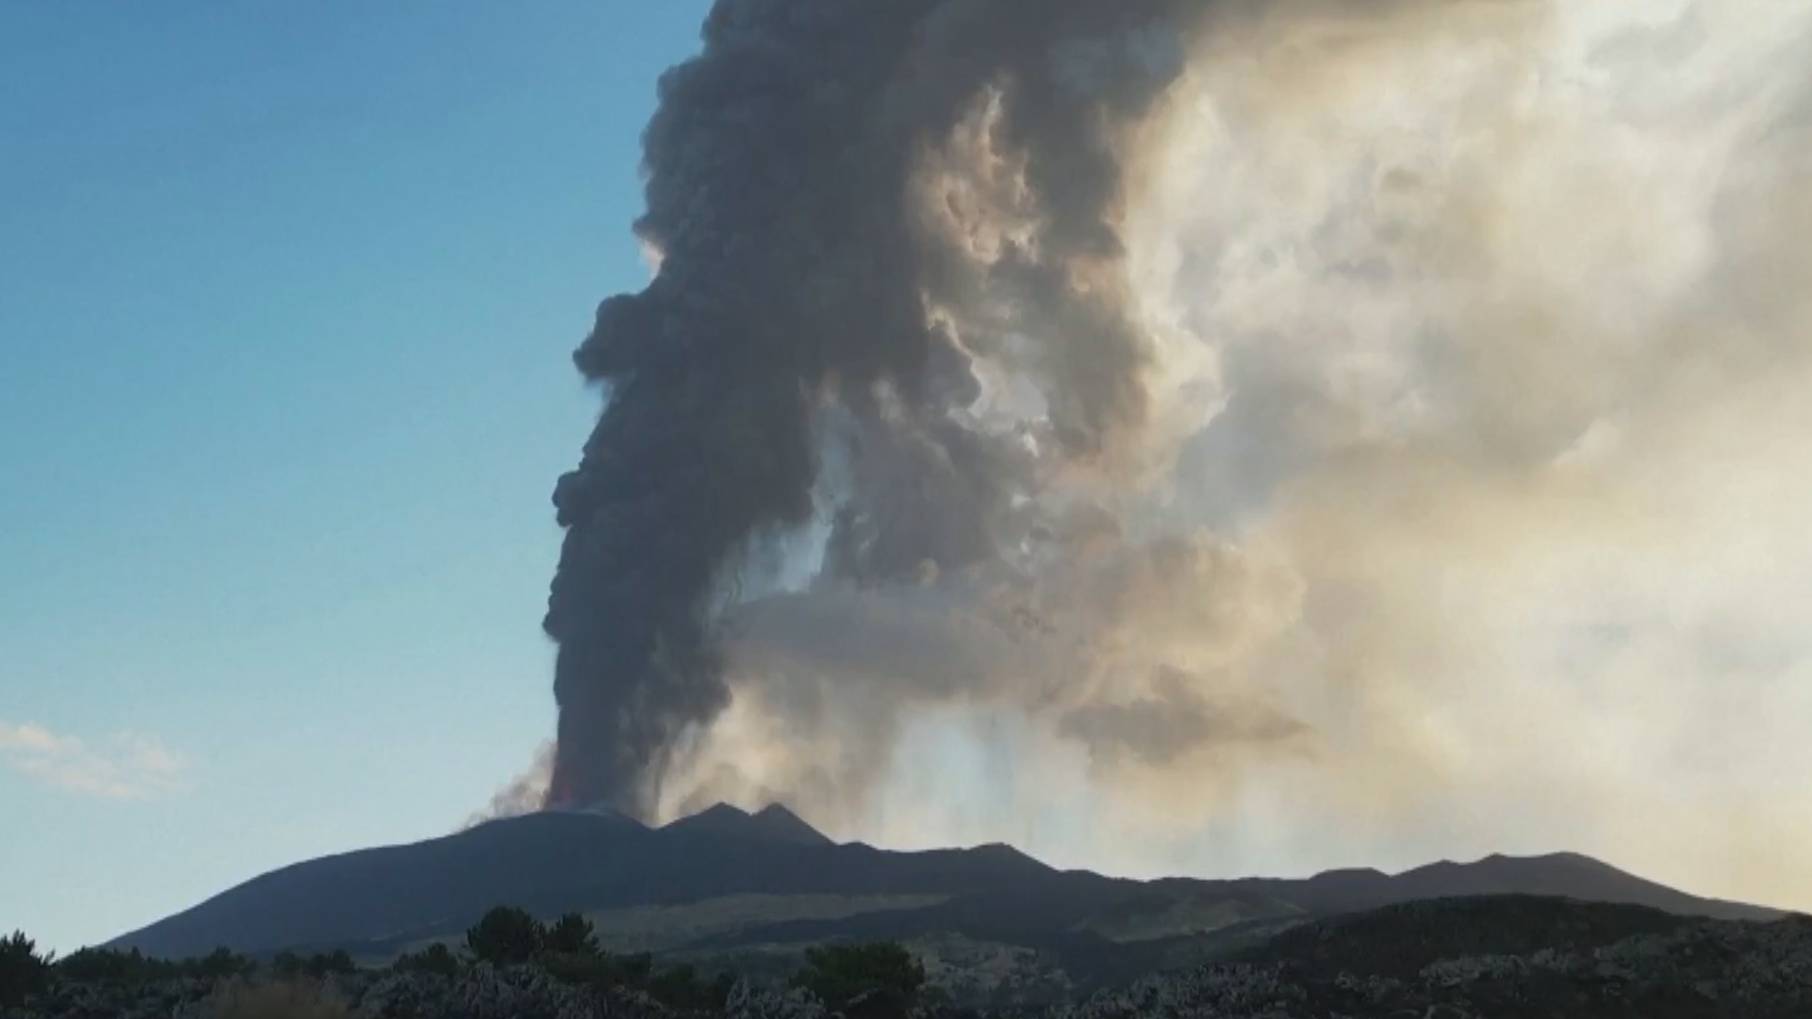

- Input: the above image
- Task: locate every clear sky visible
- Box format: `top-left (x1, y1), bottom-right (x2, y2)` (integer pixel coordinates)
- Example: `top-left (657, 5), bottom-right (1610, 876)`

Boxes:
top-left (1, 2), bottom-right (710, 952)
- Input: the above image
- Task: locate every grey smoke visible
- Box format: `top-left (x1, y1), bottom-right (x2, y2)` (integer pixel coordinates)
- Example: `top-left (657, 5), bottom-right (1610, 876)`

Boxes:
top-left (633, 0), bottom-right (1812, 915)
top-left (1059, 666), bottom-right (1308, 768)
top-left (530, 0), bottom-right (1812, 918)
top-left (545, 0), bottom-right (1206, 813)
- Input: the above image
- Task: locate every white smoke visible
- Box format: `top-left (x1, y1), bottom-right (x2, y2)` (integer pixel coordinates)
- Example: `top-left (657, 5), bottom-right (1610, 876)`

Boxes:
top-left (651, 0), bottom-right (1812, 911)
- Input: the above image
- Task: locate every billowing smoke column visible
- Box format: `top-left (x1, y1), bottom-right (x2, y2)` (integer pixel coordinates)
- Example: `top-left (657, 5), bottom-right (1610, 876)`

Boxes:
top-left (517, 0), bottom-right (1812, 914)
top-left (545, 0), bottom-right (1203, 813)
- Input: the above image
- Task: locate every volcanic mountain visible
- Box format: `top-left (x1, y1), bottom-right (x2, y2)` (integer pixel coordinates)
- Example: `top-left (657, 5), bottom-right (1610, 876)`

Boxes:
top-left (109, 803), bottom-right (1782, 992)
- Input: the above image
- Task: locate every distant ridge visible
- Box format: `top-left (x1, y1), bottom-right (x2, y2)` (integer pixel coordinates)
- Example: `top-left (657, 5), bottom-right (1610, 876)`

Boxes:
top-left (658, 802), bottom-right (753, 837)
top-left (1382, 851), bottom-right (1776, 920)
top-left (659, 802), bottom-right (833, 847)
top-left (109, 803), bottom-right (1785, 966)
top-left (547, 802), bottom-right (647, 827)
top-left (748, 803), bottom-right (835, 847)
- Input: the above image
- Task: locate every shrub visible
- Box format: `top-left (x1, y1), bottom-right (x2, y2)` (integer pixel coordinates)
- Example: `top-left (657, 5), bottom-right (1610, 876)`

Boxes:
top-left (57, 946), bottom-right (165, 985)
top-left (271, 951), bottom-right (305, 978)
top-left (648, 963), bottom-right (736, 1010)
top-left (465, 906), bottom-right (545, 965)
top-left (200, 978), bottom-right (352, 1019)
top-left (189, 947), bottom-right (258, 980)
top-left (544, 913), bottom-right (600, 955)
top-left (392, 942), bottom-right (461, 977)
top-left (0, 931), bottom-right (54, 1007)
top-left (540, 948), bottom-right (651, 991)
top-left (613, 950), bottom-right (653, 984)
top-left (54, 945), bottom-right (257, 986)
top-left (539, 950), bottom-right (616, 988)
top-left (793, 942), bottom-right (925, 1019)
top-left (310, 950), bottom-right (356, 977)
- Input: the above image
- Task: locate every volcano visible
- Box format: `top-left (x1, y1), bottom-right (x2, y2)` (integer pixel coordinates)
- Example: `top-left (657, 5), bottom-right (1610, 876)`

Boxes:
top-left (108, 802), bottom-right (1782, 994)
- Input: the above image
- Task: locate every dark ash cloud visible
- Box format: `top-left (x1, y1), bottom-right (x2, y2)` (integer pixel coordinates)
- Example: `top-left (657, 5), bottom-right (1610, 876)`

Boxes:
top-left (544, 0), bottom-right (1205, 814)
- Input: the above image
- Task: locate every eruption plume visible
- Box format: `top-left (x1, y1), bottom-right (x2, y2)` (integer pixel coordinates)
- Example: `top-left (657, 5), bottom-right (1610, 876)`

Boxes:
top-left (533, 0), bottom-right (1812, 917)
top-left (545, 0), bottom-right (1204, 812)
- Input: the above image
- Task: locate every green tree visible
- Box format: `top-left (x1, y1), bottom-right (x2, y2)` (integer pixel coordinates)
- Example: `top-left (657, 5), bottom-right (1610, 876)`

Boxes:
top-left (543, 913), bottom-right (599, 956)
top-left (59, 946), bottom-right (165, 985)
top-left (613, 951), bottom-right (653, 984)
top-left (392, 942), bottom-right (460, 977)
top-left (0, 931), bottom-right (55, 1007)
top-left (648, 963), bottom-right (735, 1010)
top-left (186, 947), bottom-right (257, 980)
top-left (540, 948), bottom-right (651, 992)
top-left (271, 951), bottom-right (305, 978)
top-left (464, 906), bottom-right (544, 965)
top-left (792, 942), bottom-right (925, 1019)
top-left (302, 950), bottom-right (355, 977)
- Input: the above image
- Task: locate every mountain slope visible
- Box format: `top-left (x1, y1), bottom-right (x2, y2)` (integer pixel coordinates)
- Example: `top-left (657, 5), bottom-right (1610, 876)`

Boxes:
top-left (108, 803), bottom-right (1783, 967)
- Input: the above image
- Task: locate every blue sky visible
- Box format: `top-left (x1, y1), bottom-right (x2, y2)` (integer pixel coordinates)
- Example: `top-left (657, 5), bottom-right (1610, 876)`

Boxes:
top-left (1, 2), bottom-right (711, 952)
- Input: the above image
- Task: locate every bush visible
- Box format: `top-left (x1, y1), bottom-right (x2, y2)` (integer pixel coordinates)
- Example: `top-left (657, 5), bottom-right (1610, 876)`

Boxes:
top-left (0, 931), bottom-right (54, 1007)
top-left (57, 946), bottom-right (165, 985)
top-left (392, 942), bottom-right (461, 977)
top-left (53, 944), bottom-right (260, 986)
top-left (465, 906), bottom-right (545, 965)
top-left (266, 949), bottom-right (357, 978)
top-left (544, 913), bottom-right (600, 955)
top-left (540, 948), bottom-right (651, 991)
top-left (0, 932), bottom-right (52, 1002)
top-left (189, 947), bottom-right (259, 980)
top-left (271, 951), bottom-right (305, 978)
top-left (200, 978), bottom-right (352, 1019)
top-left (793, 942), bottom-right (925, 1019)
top-left (648, 963), bottom-right (736, 1010)
top-left (539, 950), bottom-right (615, 988)
top-left (613, 950), bottom-right (653, 984)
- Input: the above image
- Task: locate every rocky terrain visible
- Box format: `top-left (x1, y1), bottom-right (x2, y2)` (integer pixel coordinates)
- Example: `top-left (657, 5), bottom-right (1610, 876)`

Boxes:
top-left (10, 896), bottom-right (1810, 1018)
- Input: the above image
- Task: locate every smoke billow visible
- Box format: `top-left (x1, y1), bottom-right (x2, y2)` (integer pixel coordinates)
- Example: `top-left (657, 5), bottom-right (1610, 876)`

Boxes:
top-left (538, 0), bottom-right (1812, 911)
top-left (545, 0), bottom-right (1206, 813)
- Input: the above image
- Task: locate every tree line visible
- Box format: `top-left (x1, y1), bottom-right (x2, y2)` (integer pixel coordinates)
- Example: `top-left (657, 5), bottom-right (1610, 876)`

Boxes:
top-left (2, 909), bottom-right (926, 1017)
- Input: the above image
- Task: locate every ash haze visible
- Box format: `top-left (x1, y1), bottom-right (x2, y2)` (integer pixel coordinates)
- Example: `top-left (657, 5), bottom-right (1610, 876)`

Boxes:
top-left (4, 0), bottom-right (1809, 958)
top-left (529, 0), bottom-right (1812, 916)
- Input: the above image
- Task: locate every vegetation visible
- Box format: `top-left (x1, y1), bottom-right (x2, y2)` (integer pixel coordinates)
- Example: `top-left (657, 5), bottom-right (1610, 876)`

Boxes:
top-left (193, 947), bottom-right (259, 980)
top-left (1, 930), bottom-right (54, 1007)
top-left (8, 896), bottom-right (1812, 1017)
top-left (55, 946), bottom-right (157, 985)
top-left (648, 962), bottom-right (737, 1011)
top-left (271, 949), bottom-right (356, 979)
top-left (464, 905), bottom-right (545, 965)
top-left (198, 977), bottom-right (353, 1019)
top-left (2, 913), bottom-right (892, 1017)
top-left (539, 946), bottom-right (649, 987)
top-left (55, 944), bottom-right (255, 985)
top-left (544, 912), bottom-right (601, 955)
top-left (454, 905), bottom-right (732, 1008)
top-left (792, 941), bottom-right (926, 1019)
top-left (391, 942), bottom-right (461, 977)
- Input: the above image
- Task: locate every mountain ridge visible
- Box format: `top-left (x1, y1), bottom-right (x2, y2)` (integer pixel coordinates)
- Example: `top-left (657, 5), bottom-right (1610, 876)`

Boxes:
top-left (108, 802), bottom-right (1785, 974)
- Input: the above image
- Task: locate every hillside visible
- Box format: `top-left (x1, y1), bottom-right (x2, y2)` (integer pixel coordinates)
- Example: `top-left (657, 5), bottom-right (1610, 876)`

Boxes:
top-left (16, 898), bottom-right (1808, 1018)
top-left (108, 802), bottom-right (1783, 995)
